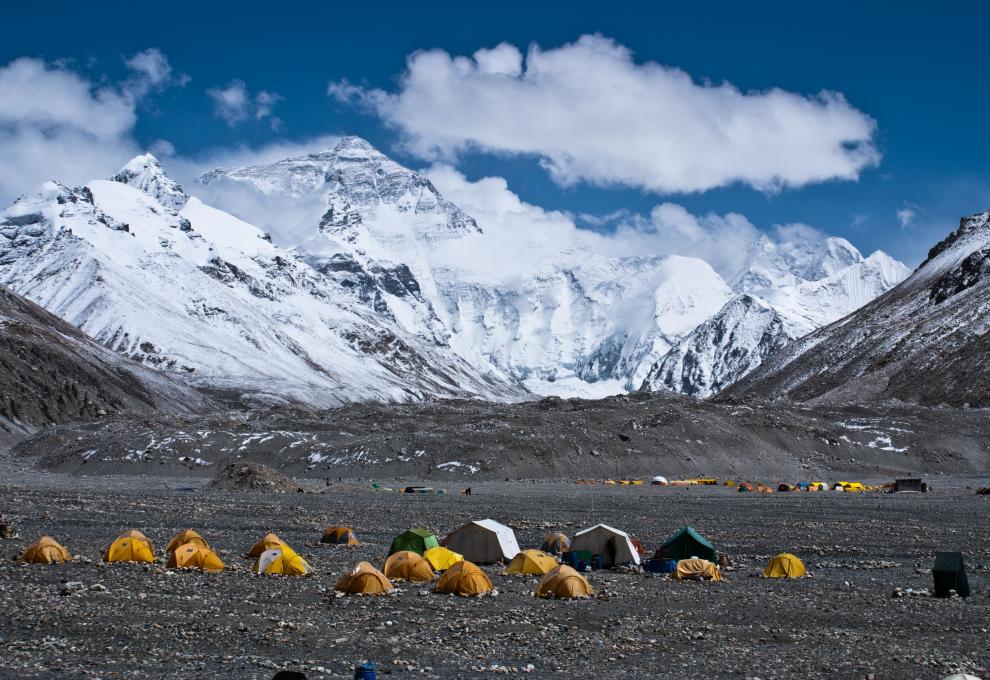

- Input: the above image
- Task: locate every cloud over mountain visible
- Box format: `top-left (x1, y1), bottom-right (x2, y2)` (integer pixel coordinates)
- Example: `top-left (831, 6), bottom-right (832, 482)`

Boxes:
top-left (329, 34), bottom-right (880, 195)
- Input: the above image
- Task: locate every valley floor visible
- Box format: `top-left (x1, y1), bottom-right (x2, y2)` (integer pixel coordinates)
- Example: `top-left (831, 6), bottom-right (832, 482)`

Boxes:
top-left (0, 471), bottom-right (988, 679)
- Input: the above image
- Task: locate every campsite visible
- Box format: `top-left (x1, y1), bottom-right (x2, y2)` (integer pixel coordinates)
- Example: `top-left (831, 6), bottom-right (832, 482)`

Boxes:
top-left (0, 467), bottom-right (987, 679)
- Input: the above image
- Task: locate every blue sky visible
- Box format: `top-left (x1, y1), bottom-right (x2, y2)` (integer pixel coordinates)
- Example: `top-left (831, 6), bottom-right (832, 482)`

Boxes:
top-left (3, 1), bottom-right (989, 265)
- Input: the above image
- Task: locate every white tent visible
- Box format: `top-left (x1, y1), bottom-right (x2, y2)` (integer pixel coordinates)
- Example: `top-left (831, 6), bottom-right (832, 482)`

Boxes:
top-left (652, 476), bottom-right (668, 485)
top-left (941, 675), bottom-right (982, 680)
top-left (571, 524), bottom-right (641, 567)
top-left (443, 519), bottom-right (520, 564)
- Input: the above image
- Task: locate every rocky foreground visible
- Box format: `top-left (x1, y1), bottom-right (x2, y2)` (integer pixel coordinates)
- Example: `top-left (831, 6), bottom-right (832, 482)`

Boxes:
top-left (0, 472), bottom-right (988, 679)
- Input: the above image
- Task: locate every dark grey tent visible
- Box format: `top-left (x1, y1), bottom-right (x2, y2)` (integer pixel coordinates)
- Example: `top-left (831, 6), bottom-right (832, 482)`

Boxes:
top-left (933, 552), bottom-right (970, 598)
top-left (658, 526), bottom-right (717, 562)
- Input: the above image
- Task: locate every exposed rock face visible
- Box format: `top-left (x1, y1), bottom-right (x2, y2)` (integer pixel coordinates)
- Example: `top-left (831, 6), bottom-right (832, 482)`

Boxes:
top-left (725, 210), bottom-right (990, 407)
top-left (0, 284), bottom-right (210, 435)
top-left (641, 295), bottom-right (790, 398)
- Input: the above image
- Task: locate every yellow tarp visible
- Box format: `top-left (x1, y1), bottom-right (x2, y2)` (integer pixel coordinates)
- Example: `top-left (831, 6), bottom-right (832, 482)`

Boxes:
top-left (167, 542), bottom-right (225, 572)
top-left (764, 553), bottom-right (806, 579)
top-left (335, 561), bottom-right (394, 594)
top-left (535, 565), bottom-right (593, 599)
top-left (383, 551), bottom-right (435, 582)
top-left (507, 549), bottom-right (558, 575)
top-left (423, 546), bottom-right (463, 571)
top-left (165, 529), bottom-right (209, 554)
top-left (19, 536), bottom-right (72, 564)
top-left (435, 560), bottom-right (493, 596)
top-left (673, 558), bottom-right (722, 582)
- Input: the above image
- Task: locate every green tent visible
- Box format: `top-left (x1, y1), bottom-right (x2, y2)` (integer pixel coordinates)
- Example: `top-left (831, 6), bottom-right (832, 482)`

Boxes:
top-left (659, 526), bottom-right (717, 562)
top-left (933, 552), bottom-right (970, 598)
top-left (389, 528), bottom-right (440, 556)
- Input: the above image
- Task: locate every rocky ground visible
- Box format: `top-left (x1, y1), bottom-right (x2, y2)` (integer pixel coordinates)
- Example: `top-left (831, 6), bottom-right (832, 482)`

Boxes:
top-left (0, 465), bottom-right (988, 679)
top-left (12, 393), bottom-right (990, 483)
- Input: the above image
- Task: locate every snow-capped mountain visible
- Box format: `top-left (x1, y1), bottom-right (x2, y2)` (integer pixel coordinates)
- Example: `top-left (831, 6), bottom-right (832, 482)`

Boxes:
top-left (195, 136), bottom-right (909, 399)
top-left (0, 159), bottom-right (524, 407)
top-left (0, 137), bottom-right (908, 408)
top-left (111, 153), bottom-right (188, 212)
top-left (199, 138), bottom-right (742, 396)
top-left (726, 210), bottom-right (990, 407)
top-left (730, 233), bottom-right (865, 292)
top-left (643, 246), bottom-right (911, 397)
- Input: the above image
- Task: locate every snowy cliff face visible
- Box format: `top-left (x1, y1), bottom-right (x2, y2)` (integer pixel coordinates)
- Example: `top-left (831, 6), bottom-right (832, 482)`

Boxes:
top-left (195, 136), bottom-right (909, 400)
top-left (641, 242), bottom-right (912, 398)
top-left (111, 154), bottom-right (188, 212)
top-left (199, 138), bottom-right (742, 396)
top-left (0, 162), bottom-right (525, 407)
top-left (725, 210), bottom-right (990, 407)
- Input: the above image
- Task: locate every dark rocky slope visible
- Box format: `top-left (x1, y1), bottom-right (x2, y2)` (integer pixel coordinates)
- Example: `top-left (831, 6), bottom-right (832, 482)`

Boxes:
top-left (0, 285), bottom-right (212, 439)
top-left (725, 210), bottom-right (990, 407)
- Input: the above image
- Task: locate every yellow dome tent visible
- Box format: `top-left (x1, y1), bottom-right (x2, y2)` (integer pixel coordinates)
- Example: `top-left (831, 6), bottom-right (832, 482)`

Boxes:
top-left (435, 560), bottom-right (493, 596)
top-left (673, 558), bottom-right (722, 582)
top-left (321, 526), bottom-right (359, 545)
top-left (507, 549), bottom-right (558, 575)
top-left (104, 530), bottom-right (155, 564)
top-left (252, 544), bottom-right (312, 576)
top-left (335, 561), bottom-right (395, 594)
top-left (165, 529), bottom-right (209, 554)
top-left (167, 543), bottom-right (224, 571)
top-left (423, 546), bottom-right (464, 571)
top-left (383, 551), bottom-right (435, 582)
top-left (540, 532), bottom-right (570, 554)
top-left (535, 565), bottom-right (593, 599)
top-left (246, 532), bottom-right (286, 558)
top-left (764, 553), bottom-right (807, 579)
top-left (19, 536), bottom-right (72, 564)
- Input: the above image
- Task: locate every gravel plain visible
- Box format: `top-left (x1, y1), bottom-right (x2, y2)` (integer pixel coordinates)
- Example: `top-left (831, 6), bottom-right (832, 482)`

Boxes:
top-left (1, 470), bottom-right (988, 680)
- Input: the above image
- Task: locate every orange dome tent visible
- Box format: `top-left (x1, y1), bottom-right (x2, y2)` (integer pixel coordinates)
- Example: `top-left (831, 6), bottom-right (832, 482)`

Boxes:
top-left (165, 529), bottom-right (209, 554)
top-left (104, 530), bottom-right (155, 564)
top-left (321, 526), bottom-right (359, 545)
top-left (19, 536), bottom-right (72, 564)
top-left (246, 532), bottom-right (286, 558)
top-left (167, 542), bottom-right (225, 572)
top-left (507, 549), bottom-right (558, 575)
top-left (383, 551), bottom-right (435, 582)
top-left (435, 560), bottom-right (493, 596)
top-left (335, 561), bottom-right (395, 594)
top-left (534, 565), bottom-right (593, 599)
top-left (764, 553), bottom-right (807, 579)
top-left (252, 544), bottom-right (312, 576)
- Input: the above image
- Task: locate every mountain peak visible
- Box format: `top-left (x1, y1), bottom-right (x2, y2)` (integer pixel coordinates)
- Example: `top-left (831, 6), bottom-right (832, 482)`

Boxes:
top-left (332, 135), bottom-right (379, 155)
top-left (111, 153), bottom-right (187, 212)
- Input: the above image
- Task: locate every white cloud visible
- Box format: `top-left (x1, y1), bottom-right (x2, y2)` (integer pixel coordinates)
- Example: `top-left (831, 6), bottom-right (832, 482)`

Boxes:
top-left (208, 80), bottom-right (282, 128)
top-left (331, 35), bottom-right (880, 194)
top-left (168, 135), bottom-right (342, 250)
top-left (425, 164), bottom-right (759, 279)
top-left (0, 57), bottom-right (144, 204)
top-left (896, 207), bottom-right (916, 228)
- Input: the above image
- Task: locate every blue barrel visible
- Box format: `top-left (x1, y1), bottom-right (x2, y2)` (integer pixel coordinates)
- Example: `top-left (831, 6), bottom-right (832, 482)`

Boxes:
top-left (591, 555), bottom-right (604, 570)
top-left (355, 661), bottom-right (376, 680)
